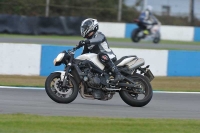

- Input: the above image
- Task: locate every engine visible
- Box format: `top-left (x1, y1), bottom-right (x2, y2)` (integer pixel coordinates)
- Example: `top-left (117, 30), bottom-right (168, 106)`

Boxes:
top-left (78, 59), bottom-right (106, 89)
top-left (86, 72), bottom-right (102, 89)
top-left (81, 67), bottom-right (102, 89)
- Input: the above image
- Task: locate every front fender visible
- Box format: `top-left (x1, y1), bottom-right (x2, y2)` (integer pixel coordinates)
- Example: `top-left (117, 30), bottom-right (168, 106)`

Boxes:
top-left (51, 71), bottom-right (73, 81)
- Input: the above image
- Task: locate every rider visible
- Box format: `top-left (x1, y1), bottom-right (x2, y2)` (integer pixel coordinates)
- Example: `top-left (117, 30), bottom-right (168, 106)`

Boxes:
top-left (138, 5), bottom-right (159, 35)
top-left (76, 18), bottom-right (124, 83)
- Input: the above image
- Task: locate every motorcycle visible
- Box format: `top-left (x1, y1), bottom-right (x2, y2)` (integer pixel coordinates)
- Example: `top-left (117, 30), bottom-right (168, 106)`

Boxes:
top-left (131, 18), bottom-right (161, 44)
top-left (45, 46), bottom-right (154, 107)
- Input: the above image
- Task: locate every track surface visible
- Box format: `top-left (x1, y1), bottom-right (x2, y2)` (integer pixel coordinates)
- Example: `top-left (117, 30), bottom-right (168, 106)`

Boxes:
top-left (1, 37), bottom-right (200, 50)
top-left (0, 88), bottom-right (200, 119)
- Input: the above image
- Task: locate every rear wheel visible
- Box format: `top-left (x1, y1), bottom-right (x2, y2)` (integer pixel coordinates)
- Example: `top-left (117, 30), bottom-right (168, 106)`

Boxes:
top-left (119, 73), bottom-right (153, 107)
top-left (45, 72), bottom-right (78, 103)
top-left (153, 31), bottom-right (161, 44)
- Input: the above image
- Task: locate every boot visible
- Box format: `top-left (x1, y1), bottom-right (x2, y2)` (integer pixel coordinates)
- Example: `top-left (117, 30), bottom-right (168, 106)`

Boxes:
top-left (112, 67), bottom-right (124, 83)
top-left (107, 60), bottom-right (124, 83)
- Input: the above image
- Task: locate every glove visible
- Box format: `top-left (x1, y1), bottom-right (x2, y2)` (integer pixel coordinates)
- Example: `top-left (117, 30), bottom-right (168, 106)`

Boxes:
top-left (76, 40), bottom-right (90, 49)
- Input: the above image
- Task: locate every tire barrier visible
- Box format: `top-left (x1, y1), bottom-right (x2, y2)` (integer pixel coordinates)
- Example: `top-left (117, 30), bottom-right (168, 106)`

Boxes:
top-left (0, 14), bottom-right (86, 35)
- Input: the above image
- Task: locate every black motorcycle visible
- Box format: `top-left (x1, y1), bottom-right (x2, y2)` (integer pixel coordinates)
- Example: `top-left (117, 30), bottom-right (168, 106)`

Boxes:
top-left (131, 19), bottom-right (161, 44)
top-left (45, 46), bottom-right (154, 107)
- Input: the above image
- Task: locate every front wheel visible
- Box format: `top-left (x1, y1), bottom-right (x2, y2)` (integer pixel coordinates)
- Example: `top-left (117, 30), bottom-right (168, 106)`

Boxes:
top-left (45, 72), bottom-right (78, 103)
top-left (119, 73), bottom-right (153, 107)
top-left (131, 28), bottom-right (141, 43)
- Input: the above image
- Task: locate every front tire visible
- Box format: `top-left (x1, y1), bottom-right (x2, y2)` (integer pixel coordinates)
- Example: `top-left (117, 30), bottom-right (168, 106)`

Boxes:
top-left (119, 73), bottom-right (153, 107)
top-left (45, 72), bottom-right (78, 103)
top-left (131, 28), bottom-right (141, 43)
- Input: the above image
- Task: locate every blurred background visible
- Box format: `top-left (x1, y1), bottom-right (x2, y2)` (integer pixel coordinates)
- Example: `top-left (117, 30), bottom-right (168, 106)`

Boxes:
top-left (0, 0), bottom-right (199, 26)
top-left (0, 0), bottom-right (200, 77)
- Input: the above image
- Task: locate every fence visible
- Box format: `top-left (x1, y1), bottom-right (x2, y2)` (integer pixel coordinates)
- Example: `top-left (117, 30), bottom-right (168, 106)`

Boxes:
top-left (0, 14), bottom-right (199, 41)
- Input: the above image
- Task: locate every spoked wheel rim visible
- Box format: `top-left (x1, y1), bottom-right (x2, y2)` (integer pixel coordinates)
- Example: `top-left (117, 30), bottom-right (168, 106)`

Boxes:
top-left (50, 77), bottom-right (74, 98)
top-left (119, 73), bottom-right (152, 107)
top-left (127, 79), bottom-right (148, 101)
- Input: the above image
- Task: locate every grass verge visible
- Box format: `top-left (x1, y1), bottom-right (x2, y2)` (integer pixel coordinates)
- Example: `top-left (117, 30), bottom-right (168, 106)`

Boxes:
top-left (0, 114), bottom-right (199, 133)
top-left (0, 75), bottom-right (200, 92)
top-left (1, 34), bottom-right (200, 45)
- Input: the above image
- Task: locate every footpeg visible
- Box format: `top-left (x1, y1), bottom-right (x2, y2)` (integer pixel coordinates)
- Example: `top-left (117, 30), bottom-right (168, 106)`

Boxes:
top-left (105, 88), bottom-right (121, 91)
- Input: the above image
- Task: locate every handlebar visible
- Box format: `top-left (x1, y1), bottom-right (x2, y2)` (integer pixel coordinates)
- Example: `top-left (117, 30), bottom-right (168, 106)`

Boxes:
top-left (134, 18), bottom-right (159, 25)
top-left (67, 46), bottom-right (79, 54)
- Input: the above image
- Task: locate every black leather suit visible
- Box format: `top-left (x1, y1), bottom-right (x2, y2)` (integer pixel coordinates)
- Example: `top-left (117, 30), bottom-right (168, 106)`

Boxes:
top-left (82, 31), bottom-right (117, 67)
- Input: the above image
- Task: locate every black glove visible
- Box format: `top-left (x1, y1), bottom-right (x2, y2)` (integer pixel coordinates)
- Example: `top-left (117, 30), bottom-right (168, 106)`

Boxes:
top-left (77, 40), bottom-right (90, 49)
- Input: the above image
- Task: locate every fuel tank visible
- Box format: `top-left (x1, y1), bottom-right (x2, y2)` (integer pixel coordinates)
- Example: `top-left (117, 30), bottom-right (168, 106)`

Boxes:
top-left (76, 53), bottom-right (105, 70)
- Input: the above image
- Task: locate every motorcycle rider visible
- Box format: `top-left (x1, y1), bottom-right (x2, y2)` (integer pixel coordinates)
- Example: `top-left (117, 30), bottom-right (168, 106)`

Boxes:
top-left (76, 18), bottom-right (124, 83)
top-left (138, 5), bottom-right (160, 35)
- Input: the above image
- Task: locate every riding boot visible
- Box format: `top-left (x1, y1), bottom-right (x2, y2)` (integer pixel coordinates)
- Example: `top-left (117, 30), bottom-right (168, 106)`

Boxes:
top-left (108, 62), bottom-right (124, 83)
top-left (112, 67), bottom-right (124, 83)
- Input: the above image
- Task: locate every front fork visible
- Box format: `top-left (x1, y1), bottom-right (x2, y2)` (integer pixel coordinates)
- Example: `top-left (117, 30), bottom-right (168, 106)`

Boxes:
top-left (62, 65), bottom-right (71, 87)
top-left (62, 54), bottom-right (74, 87)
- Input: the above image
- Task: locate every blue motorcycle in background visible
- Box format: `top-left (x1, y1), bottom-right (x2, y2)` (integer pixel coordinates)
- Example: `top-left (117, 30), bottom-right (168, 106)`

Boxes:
top-left (131, 17), bottom-right (161, 44)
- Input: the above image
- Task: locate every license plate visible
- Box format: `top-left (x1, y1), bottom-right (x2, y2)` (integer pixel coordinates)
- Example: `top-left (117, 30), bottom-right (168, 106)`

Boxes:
top-left (144, 69), bottom-right (154, 82)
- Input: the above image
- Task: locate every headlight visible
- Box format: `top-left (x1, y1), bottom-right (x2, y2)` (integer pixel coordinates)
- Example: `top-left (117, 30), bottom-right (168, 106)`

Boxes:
top-left (53, 53), bottom-right (65, 66)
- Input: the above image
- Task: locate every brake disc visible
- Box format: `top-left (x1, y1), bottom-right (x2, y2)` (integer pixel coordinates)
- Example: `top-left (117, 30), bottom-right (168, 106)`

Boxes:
top-left (54, 79), bottom-right (72, 95)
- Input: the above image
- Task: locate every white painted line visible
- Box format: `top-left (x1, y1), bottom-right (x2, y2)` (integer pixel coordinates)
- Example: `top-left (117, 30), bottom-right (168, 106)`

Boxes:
top-left (0, 86), bottom-right (44, 90)
top-left (153, 91), bottom-right (200, 94)
top-left (0, 86), bottom-right (200, 94)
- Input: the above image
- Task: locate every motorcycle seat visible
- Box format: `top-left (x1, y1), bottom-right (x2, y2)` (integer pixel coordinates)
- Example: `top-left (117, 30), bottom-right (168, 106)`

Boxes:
top-left (114, 55), bottom-right (137, 66)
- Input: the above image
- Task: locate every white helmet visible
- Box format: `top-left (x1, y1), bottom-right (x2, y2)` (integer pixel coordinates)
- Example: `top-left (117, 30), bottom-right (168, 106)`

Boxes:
top-left (80, 18), bottom-right (99, 38)
top-left (147, 5), bottom-right (153, 12)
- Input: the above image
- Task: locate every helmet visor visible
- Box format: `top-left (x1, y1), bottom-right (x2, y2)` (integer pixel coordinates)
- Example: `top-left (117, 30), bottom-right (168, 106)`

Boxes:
top-left (81, 20), bottom-right (93, 37)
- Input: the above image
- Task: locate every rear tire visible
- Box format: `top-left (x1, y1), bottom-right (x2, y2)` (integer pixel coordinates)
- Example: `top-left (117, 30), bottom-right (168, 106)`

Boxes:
top-left (153, 32), bottom-right (161, 44)
top-left (45, 72), bottom-right (78, 103)
top-left (119, 73), bottom-right (153, 107)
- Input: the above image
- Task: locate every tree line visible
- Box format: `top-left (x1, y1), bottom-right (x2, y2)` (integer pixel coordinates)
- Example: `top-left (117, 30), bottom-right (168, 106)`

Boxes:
top-left (0, 0), bottom-right (199, 26)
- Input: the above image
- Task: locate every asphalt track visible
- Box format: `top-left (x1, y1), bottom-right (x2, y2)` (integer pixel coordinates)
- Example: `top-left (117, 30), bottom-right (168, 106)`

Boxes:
top-left (0, 87), bottom-right (200, 119)
top-left (1, 36), bottom-right (200, 50)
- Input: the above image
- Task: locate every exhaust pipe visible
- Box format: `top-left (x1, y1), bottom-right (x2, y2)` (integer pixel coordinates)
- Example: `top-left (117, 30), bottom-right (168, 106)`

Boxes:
top-left (79, 83), bottom-right (94, 99)
top-left (118, 83), bottom-right (137, 88)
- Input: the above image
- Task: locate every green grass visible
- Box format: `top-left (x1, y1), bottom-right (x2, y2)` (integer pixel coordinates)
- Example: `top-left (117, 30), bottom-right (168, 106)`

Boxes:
top-left (0, 34), bottom-right (83, 40)
top-left (1, 33), bottom-right (200, 45)
top-left (0, 114), bottom-right (199, 133)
